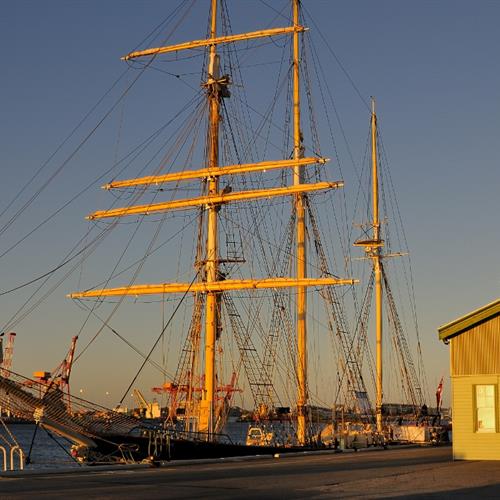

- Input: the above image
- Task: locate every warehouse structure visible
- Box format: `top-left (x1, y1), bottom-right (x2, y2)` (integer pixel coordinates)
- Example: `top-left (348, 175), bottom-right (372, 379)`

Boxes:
top-left (438, 299), bottom-right (500, 460)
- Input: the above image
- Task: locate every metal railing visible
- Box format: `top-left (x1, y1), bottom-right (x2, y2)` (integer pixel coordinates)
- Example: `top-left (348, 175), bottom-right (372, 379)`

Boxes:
top-left (0, 444), bottom-right (24, 471)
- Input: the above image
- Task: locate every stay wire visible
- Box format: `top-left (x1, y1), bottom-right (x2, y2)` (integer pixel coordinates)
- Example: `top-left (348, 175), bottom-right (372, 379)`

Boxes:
top-left (129, 0), bottom-right (192, 53)
top-left (301, 4), bottom-right (370, 112)
top-left (0, 66), bottom-right (130, 228)
top-left (0, 225), bottom-right (108, 297)
top-left (42, 427), bottom-right (82, 466)
top-left (78, 213), bottom-right (197, 296)
top-left (75, 301), bottom-right (175, 379)
top-left (0, 66), bottom-right (146, 241)
top-left (257, 0), bottom-right (292, 23)
top-left (119, 269), bottom-right (200, 405)
top-left (72, 210), bottom-right (198, 365)
top-left (0, 0), bottom-right (196, 258)
top-left (72, 211), bottom-right (160, 362)
top-left (25, 422), bottom-right (39, 466)
top-left (1, 226), bottom-right (111, 333)
top-left (377, 127), bottom-right (429, 399)
top-left (0, 91), bottom-right (202, 262)
top-left (0, 96), bottom-right (201, 329)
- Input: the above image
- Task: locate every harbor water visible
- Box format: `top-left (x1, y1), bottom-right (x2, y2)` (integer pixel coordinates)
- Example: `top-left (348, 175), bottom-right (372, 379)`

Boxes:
top-left (1, 424), bottom-right (79, 470)
top-left (1, 420), bottom-right (278, 470)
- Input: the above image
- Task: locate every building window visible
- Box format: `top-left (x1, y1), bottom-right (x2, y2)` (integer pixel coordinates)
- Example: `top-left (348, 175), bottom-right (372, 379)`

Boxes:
top-left (475, 385), bottom-right (496, 433)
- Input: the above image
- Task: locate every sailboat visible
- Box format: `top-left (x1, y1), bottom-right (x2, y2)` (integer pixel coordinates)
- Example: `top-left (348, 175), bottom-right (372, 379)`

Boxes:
top-left (353, 98), bottom-right (428, 439)
top-left (79, 0), bottom-right (363, 461)
top-left (0, 0), bottom-right (432, 464)
top-left (315, 98), bottom-right (431, 449)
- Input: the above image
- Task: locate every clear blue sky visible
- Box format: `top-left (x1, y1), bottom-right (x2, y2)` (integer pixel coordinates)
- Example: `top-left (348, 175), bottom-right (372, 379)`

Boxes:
top-left (0, 1), bottom-right (498, 408)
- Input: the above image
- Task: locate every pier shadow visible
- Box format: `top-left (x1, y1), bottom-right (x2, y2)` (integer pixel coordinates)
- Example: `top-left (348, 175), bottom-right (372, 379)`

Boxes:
top-left (188, 446), bottom-right (454, 481)
top-left (392, 483), bottom-right (500, 499)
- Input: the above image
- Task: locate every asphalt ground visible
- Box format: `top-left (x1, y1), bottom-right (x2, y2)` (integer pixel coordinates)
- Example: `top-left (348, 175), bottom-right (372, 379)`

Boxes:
top-left (1, 445), bottom-right (499, 499)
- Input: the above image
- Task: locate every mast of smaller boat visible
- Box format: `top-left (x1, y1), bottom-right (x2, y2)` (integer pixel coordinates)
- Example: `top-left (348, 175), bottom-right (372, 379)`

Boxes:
top-left (370, 97), bottom-right (384, 434)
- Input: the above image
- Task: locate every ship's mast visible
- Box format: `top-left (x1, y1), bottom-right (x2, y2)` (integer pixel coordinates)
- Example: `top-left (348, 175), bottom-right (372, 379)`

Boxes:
top-left (202, 0), bottom-right (221, 439)
top-left (292, 0), bottom-right (308, 446)
top-left (370, 98), bottom-right (384, 434)
top-left (354, 98), bottom-right (385, 433)
top-left (71, 1), bottom-right (359, 444)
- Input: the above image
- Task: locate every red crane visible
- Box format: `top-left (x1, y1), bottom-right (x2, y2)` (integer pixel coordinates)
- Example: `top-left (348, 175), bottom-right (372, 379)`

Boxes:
top-left (51, 336), bottom-right (78, 409)
top-left (0, 332), bottom-right (16, 378)
top-left (30, 336), bottom-right (78, 411)
top-left (152, 372), bottom-right (241, 422)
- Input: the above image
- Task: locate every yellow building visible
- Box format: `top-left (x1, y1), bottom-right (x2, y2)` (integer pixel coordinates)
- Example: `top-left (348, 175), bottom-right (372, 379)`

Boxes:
top-left (438, 299), bottom-right (500, 460)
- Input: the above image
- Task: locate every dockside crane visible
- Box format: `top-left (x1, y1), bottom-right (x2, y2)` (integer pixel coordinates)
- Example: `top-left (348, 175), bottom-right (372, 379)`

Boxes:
top-left (132, 389), bottom-right (161, 419)
top-left (31, 336), bottom-right (78, 411)
top-left (0, 332), bottom-right (16, 378)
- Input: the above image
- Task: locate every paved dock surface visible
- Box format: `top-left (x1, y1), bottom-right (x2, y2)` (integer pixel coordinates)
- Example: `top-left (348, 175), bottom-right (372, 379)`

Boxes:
top-left (1, 446), bottom-right (500, 499)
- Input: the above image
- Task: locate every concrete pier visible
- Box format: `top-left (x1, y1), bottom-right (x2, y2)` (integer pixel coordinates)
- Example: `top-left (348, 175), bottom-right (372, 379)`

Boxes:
top-left (1, 445), bottom-right (499, 498)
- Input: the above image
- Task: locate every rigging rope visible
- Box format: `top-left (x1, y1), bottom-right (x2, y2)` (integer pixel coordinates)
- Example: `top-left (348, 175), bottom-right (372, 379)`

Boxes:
top-left (0, 93), bottom-right (203, 334)
top-left (118, 270), bottom-right (200, 405)
top-left (0, 0), bottom-right (198, 262)
top-left (301, 4), bottom-right (370, 112)
top-left (75, 301), bottom-right (174, 379)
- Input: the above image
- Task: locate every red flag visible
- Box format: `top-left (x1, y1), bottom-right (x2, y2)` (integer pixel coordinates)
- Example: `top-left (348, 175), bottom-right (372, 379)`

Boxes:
top-left (436, 377), bottom-right (444, 410)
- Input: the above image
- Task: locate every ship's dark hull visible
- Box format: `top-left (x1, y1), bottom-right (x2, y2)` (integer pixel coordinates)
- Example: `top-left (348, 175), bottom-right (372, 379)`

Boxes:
top-left (85, 431), bottom-right (313, 464)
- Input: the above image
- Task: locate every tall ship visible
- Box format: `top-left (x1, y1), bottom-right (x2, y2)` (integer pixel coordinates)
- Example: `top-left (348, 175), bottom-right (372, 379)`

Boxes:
top-left (0, 0), bottom-right (432, 464)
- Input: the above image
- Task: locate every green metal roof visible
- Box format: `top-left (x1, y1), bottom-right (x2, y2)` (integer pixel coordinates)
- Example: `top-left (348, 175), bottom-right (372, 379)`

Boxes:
top-left (438, 298), bottom-right (500, 342)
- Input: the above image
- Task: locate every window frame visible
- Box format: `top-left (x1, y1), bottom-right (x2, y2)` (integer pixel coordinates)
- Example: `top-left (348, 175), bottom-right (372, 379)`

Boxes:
top-left (474, 384), bottom-right (497, 434)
